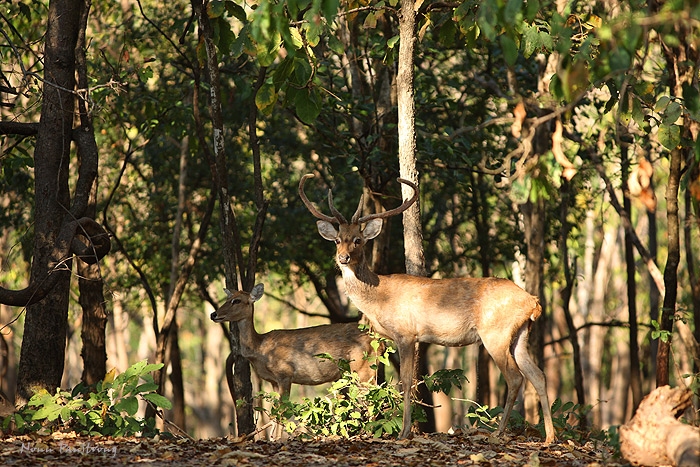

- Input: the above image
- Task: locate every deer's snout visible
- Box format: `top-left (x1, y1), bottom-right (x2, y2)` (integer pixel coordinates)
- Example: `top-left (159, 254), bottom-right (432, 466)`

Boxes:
top-left (337, 253), bottom-right (351, 265)
top-left (210, 311), bottom-right (222, 322)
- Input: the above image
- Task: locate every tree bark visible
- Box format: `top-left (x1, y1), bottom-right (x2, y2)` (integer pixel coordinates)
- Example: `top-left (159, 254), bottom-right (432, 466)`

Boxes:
top-left (396, 0), bottom-right (434, 434)
top-left (657, 147), bottom-right (681, 386)
top-left (15, 0), bottom-right (81, 405)
top-left (621, 142), bottom-right (643, 412)
top-left (520, 196), bottom-right (547, 425)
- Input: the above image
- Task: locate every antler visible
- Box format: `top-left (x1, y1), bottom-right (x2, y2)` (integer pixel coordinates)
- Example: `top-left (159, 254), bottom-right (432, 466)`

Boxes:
top-left (299, 173), bottom-right (419, 225)
top-left (355, 178), bottom-right (419, 224)
top-left (299, 174), bottom-right (339, 224)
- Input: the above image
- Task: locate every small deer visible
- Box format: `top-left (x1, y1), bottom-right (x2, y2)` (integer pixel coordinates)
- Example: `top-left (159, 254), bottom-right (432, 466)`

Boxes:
top-left (299, 174), bottom-right (555, 443)
top-left (210, 283), bottom-right (379, 399)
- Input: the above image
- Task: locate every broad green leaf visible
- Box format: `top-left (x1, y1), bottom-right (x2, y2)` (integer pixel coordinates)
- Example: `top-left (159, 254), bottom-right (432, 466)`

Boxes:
top-left (295, 87), bottom-right (322, 124)
top-left (207, 0), bottom-right (225, 18)
top-left (327, 34), bottom-right (344, 54)
top-left (500, 35), bottom-right (518, 66)
top-left (256, 79), bottom-right (277, 111)
top-left (662, 101), bottom-right (682, 125)
top-left (658, 124), bottom-right (681, 150)
top-left (115, 396), bottom-right (139, 416)
top-left (225, 1), bottom-right (247, 22)
top-left (387, 35), bottom-right (400, 49)
top-left (143, 393), bottom-right (173, 410)
top-left (504, 0), bottom-right (523, 23)
top-left (290, 27), bottom-right (304, 50)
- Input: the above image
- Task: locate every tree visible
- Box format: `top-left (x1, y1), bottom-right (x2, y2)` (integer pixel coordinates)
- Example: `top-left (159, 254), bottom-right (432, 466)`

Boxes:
top-left (0, 0), bottom-right (110, 405)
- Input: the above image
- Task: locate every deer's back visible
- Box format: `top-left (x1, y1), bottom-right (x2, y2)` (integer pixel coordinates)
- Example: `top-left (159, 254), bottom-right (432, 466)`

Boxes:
top-left (249, 322), bottom-right (375, 385)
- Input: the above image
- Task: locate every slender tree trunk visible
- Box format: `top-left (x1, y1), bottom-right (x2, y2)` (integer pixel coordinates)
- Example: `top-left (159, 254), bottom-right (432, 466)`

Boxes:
top-left (647, 204), bottom-right (659, 380)
top-left (621, 143), bottom-right (643, 412)
top-left (685, 190), bottom-right (700, 370)
top-left (558, 177), bottom-right (587, 429)
top-left (470, 172), bottom-right (492, 406)
top-left (657, 148), bottom-right (681, 386)
top-left (197, 1), bottom-right (255, 435)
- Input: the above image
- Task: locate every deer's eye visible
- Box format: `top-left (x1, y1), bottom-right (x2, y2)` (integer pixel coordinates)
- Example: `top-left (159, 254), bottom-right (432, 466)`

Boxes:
top-left (334, 238), bottom-right (341, 245)
top-left (231, 299), bottom-right (241, 305)
top-left (353, 238), bottom-right (362, 246)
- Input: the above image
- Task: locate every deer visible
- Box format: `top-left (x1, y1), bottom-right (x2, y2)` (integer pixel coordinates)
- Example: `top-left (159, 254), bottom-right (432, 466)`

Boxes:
top-left (299, 173), bottom-right (555, 443)
top-left (210, 283), bottom-right (379, 403)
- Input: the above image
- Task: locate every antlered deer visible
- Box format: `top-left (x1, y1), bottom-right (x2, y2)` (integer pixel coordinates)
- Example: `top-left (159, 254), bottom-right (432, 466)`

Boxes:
top-left (299, 174), bottom-right (555, 443)
top-left (210, 283), bottom-right (379, 399)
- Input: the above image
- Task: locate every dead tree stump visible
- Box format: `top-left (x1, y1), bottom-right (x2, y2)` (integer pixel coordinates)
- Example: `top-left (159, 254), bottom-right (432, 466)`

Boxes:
top-left (619, 385), bottom-right (699, 466)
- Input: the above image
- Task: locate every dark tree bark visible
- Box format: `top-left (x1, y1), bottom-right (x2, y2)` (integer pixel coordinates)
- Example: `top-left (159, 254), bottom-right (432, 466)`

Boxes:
top-left (657, 148), bottom-right (681, 386)
top-left (15, 0), bottom-right (81, 405)
top-left (621, 142), bottom-right (643, 412)
top-left (520, 195), bottom-right (547, 423)
top-left (557, 176), bottom-right (587, 429)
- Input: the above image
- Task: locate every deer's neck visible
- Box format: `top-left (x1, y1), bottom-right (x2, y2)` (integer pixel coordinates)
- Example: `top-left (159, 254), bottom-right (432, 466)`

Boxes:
top-left (339, 260), bottom-right (381, 309)
top-left (236, 317), bottom-right (263, 357)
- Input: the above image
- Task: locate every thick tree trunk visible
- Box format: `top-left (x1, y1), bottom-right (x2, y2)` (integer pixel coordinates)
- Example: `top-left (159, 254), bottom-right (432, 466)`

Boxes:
top-left (396, 0), bottom-right (434, 434)
top-left (78, 258), bottom-right (107, 385)
top-left (16, 0), bottom-right (82, 405)
top-left (520, 196), bottom-right (547, 425)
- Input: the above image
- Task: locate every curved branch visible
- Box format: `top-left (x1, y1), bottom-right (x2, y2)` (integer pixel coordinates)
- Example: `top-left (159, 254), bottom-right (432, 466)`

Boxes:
top-left (0, 217), bottom-right (110, 307)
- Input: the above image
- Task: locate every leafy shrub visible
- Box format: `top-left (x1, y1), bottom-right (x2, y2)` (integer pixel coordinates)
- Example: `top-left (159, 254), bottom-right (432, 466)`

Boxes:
top-left (2, 360), bottom-right (172, 436)
top-left (256, 337), bottom-right (427, 438)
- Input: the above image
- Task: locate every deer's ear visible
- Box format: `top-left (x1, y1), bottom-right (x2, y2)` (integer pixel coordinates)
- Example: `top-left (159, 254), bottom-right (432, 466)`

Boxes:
top-left (250, 283), bottom-right (264, 301)
top-left (317, 220), bottom-right (338, 241)
top-left (362, 218), bottom-right (383, 240)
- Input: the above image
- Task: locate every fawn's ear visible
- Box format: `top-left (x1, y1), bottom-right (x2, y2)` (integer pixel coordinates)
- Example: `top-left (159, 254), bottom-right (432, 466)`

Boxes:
top-left (250, 283), bottom-right (264, 301)
top-left (317, 220), bottom-right (338, 241)
top-left (362, 218), bottom-right (383, 240)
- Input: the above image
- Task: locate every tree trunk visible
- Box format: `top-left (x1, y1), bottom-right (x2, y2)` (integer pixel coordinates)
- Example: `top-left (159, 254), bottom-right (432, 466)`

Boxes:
top-left (16, 0), bottom-right (82, 405)
top-left (621, 142), bottom-right (643, 412)
top-left (558, 177), bottom-right (586, 427)
top-left (684, 189), bottom-right (700, 372)
top-left (520, 196), bottom-right (547, 425)
top-left (396, 0), bottom-right (434, 433)
top-left (657, 147), bottom-right (681, 386)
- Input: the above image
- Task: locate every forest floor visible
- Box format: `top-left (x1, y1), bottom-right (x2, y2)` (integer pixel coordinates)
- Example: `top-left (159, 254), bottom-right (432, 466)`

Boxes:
top-left (0, 428), bottom-right (630, 467)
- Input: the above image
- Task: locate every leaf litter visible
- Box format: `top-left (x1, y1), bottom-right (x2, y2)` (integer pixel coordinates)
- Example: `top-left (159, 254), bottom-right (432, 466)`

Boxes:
top-left (0, 427), bottom-right (627, 466)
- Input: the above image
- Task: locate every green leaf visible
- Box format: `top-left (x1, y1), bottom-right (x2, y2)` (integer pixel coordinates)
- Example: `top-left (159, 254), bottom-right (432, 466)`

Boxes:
top-left (256, 79), bottom-right (277, 112)
top-left (658, 124), bottom-right (681, 150)
top-left (295, 87), bottom-right (322, 124)
top-left (504, 0), bottom-right (523, 23)
top-left (207, 0), bottom-right (226, 18)
top-left (290, 27), bottom-right (304, 50)
top-left (225, 1), bottom-right (247, 22)
top-left (500, 35), bottom-right (518, 66)
top-left (327, 34), bottom-right (344, 55)
top-left (662, 101), bottom-right (682, 125)
top-left (143, 393), bottom-right (173, 410)
top-left (115, 396), bottom-right (139, 416)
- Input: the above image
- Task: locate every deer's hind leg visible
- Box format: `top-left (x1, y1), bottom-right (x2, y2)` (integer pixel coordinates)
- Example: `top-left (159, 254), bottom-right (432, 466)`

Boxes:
top-left (480, 331), bottom-right (525, 439)
top-left (512, 323), bottom-right (555, 443)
